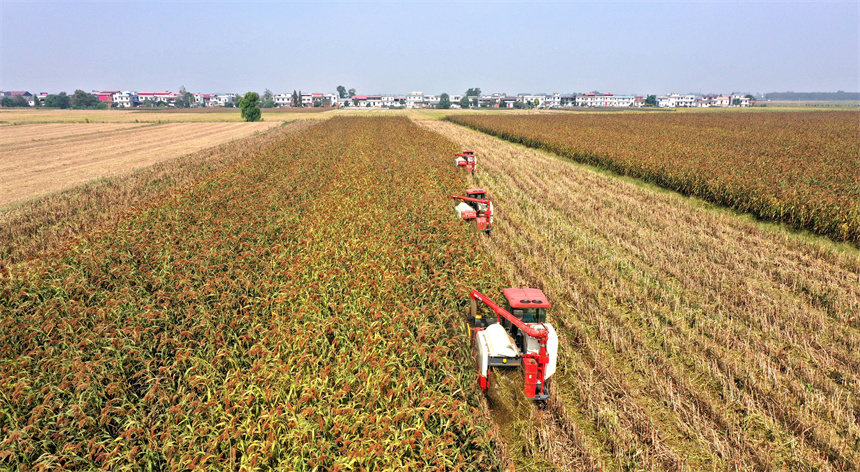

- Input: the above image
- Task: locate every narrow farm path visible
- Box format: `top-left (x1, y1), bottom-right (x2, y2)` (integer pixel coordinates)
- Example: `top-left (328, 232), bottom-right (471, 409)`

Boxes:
top-left (417, 118), bottom-right (860, 472)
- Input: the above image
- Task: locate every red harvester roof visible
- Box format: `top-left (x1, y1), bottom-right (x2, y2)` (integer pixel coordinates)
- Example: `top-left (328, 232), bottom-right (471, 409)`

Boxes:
top-left (503, 288), bottom-right (551, 309)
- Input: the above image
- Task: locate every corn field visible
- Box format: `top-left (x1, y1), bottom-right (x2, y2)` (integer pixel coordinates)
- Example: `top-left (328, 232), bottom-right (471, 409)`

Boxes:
top-left (447, 111), bottom-right (860, 244)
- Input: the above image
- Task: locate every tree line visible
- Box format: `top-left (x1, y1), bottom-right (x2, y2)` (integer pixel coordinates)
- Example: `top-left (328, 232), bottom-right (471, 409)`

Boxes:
top-left (1, 90), bottom-right (108, 109)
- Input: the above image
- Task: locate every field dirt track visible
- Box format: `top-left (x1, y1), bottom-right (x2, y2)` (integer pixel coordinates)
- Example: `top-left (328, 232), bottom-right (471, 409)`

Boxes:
top-left (1, 122), bottom-right (280, 208)
top-left (418, 118), bottom-right (860, 471)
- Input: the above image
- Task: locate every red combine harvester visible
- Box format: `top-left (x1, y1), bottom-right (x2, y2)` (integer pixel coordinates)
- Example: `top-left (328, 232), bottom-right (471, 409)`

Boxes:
top-left (454, 150), bottom-right (477, 173)
top-left (451, 189), bottom-right (493, 234)
top-left (468, 288), bottom-right (558, 401)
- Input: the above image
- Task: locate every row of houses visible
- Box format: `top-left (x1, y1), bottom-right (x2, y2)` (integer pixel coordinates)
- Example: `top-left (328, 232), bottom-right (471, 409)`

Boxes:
top-left (344, 91), bottom-right (752, 109)
top-left (93, 91), bottom-right (241, 108)
top-left (3, 89), bottom-right (754, 109)
top-left (655, 93), bottom-right (752, 107)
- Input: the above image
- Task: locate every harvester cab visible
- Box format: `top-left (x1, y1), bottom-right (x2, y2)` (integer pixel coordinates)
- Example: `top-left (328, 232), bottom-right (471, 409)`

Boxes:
top-left (468, 289), bottom-right (558, 401)
top-left (454, 150), bottom-right (477, 173)
top-left (451, 189), bottom-right (493, 234)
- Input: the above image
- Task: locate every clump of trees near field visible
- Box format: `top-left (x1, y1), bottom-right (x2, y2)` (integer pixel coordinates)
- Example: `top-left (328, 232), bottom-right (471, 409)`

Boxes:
top-left (1, 95), bottom-right (31, 107)
top-left (69, 90), bottom-right (106, 109)
top-left (3, 90), bottom-right (106, 109)
top-left (239, 91), bottom-right (262, 121)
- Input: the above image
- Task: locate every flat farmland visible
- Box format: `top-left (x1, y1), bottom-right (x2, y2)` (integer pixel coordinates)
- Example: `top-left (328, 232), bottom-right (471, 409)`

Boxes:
top-left (0, 108), bottom-right (331, 124)
top-left (448, 111), bottom-right (860, 243)
top-left (1, 122), bottom-right (281, 208)
top-left (421, 118), bottom-right (860, 471)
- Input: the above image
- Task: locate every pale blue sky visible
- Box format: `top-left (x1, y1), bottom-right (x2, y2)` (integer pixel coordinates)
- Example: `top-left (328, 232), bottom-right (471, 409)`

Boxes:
top-left (1, 1), bottom-right (857, 96)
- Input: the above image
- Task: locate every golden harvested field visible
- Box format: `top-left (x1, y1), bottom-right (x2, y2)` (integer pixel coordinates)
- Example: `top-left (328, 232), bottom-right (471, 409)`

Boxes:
top-left (0, 123), bottom-right (148, 146)
top-left (419, 118), bottom-right (860, 471)
top-left (1, 122), bottom-right (281, 208)
top-left (0, 108), bottom-right (330, 124)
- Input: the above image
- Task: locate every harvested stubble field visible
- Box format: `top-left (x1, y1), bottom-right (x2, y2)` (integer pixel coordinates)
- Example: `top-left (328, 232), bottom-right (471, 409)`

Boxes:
top-left (1, 121), bottom-right (281, 208)
top-left (0, 116), bottom-right (510, 471)
top-left (0, 107), bottom-right (329, 125)
top-left (447, 111), bottom-right (860, 243)
top-left (420, 118), bottom-right (860, 472)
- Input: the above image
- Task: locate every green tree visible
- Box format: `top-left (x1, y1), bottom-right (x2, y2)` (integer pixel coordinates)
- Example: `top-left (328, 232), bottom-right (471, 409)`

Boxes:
top-left (465, 88), bottom-right (482, 107)
top-left (262, 89), bottom-right (274, 108)
top-left (437, 93), bottom-right (451, 109)
top-left (1, 97), bottom-right (13, 107)
top-left (174, 86), bottom-right (189, 108)
top-left (645, 94), bottom-right (657, 106)
top-left (337, 85), bottom-right (347, 98)
top-left (70, 89), bottom-right (99, 109)
top-left (459, 96), bottom-right (470, 108)
top-left (12, 95), bottom-right (30, 107)
top-left (347, 88), bottom-right (356, 97)
top-left (239, 92), bottom-right (262, 122)
top-left (533, 98), bottom-right (540, 108)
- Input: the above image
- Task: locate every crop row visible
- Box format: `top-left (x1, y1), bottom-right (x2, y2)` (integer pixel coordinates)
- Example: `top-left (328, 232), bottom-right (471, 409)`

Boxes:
top-left (447, 111), bottom-right (860, 243)
top-left (423, 118), bottom-right (860, 472)
top-left (0, 117), bottom-right (508, 471)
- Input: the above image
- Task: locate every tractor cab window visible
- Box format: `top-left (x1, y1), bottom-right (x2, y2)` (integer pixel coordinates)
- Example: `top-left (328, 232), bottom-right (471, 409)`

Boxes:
top-left (509, 307), bottom-right (547, 323)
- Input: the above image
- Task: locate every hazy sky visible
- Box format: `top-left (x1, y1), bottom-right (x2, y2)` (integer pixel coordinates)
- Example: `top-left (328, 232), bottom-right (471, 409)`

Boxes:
top-left (2, 1), bottom-right (858, 96)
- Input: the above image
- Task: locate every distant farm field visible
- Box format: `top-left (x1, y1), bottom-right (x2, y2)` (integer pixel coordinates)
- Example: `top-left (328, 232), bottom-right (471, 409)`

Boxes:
top-left (1, 122), bottom-right (281, 208)
top-left (448, 111), bottom-right (860, 243)
top-left (0, 108), bottom-right (329, 124)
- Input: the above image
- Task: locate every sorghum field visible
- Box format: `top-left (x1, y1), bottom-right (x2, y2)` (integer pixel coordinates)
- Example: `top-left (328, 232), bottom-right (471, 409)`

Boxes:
top-left (447, 111), bottom-right (860, 243)
top-left (0, 121), bottom-right (317, 270)
top-left (422, 118), bottom-right (860, 471)
top-left (0, 117), bottom-right (509, 470)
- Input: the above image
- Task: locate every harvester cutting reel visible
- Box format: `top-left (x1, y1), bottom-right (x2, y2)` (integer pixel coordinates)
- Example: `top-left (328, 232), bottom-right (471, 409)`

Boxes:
top-left (451, 189), bottom-right (493, 235)
top-left (468, 289), bottom-right (558, 401)
top-left (454, 150), bottom-right (477, 174)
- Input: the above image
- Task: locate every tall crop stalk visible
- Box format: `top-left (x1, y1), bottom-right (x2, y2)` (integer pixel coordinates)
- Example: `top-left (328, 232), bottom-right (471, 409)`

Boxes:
top-left (1, 117), bottom-right (509, 471)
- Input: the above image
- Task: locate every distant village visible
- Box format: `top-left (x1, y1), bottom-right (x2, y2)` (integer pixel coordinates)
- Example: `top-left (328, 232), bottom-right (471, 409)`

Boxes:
top-left (1, 89), bottom-right (756, 109)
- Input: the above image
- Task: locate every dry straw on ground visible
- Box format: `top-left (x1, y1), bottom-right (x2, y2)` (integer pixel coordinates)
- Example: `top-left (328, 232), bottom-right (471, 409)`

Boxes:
top-left (1, 122), bottom-right (282, 208)
top-left (419, 118), bottom-right (860, 472)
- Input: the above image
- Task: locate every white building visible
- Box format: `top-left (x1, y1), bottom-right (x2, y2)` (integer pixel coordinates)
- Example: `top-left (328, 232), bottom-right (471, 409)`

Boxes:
top-left (576, 93), bottom-right (640, 107)
top-left (730, 94), bottom-right (751, 106)
top-left (211, 93), bottom-right (236, 107)
top-left (111, 91), bottom-right (139, 108)
top-left (407, 92), bottom-right (424, 108)
top-left (544, 93), bottom-right (562, 108)
top-left (273, 93), bottom-right (292, 107)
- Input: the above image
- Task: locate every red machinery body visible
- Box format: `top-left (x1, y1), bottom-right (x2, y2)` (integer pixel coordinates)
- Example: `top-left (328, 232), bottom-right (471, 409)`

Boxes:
top-left (451, 189), bottom-right (493, 234)
top-left (468, 289), bottom-right (558, 400)
top-left (454, 150), bottom-right (477, 173)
